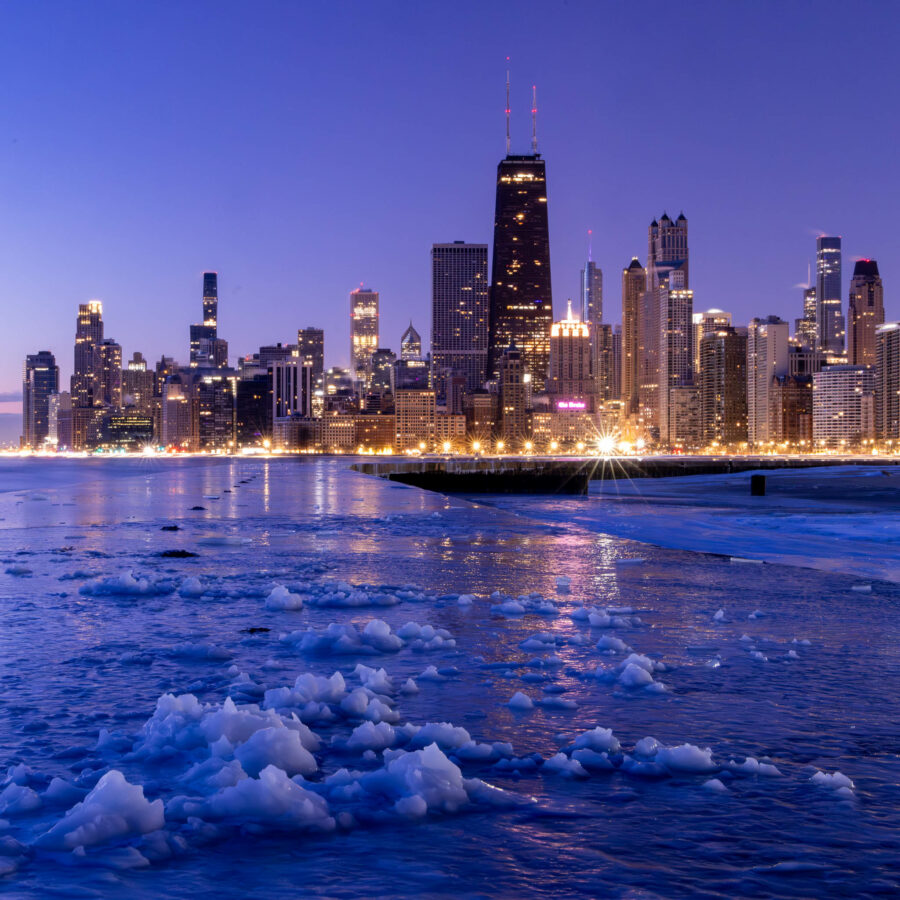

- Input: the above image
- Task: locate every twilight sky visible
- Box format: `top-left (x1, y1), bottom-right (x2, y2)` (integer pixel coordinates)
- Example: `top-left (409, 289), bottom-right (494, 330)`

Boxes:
top-left (2, 0), bottom-right (898, 415)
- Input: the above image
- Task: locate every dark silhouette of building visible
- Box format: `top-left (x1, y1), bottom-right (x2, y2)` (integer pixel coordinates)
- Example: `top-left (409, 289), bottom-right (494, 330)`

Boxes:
top-left (190, 272), bottom-right (228, 368)
top-left (487, 155), bottom-right (553, 390)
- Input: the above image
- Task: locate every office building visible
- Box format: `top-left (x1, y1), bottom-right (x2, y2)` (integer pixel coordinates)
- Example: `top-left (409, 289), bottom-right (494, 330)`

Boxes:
top-left (190, 272), bottom-right (228, 368)
top-left (815, 236), bottom-right (844, 353)
top-left (394, 389), bottom-right (436, 451)
top-left (847, 259), bottom-right (884, 366)
top-left (795, 286), bottom-right (817, 349)
top-left (350, 287), bottom-right (379, 385)
top-left (431, 242), bottom-right (489, 393)
top-left (122, 352), bottom-right (155, 417)
top-left (548, 301), bottom-right (592, 401)
top-left (400, 322), bottom-right (422, 361)
top-left (487, 154), bottom-right (553, 390)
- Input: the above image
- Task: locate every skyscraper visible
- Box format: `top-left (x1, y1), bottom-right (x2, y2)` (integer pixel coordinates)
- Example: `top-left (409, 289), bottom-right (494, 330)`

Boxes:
top-left (847, 259), bottom-right (884, 366)
top-left (815, 236), bottom-right (844, 353)
top-left (795, 285), bottom-right (817, 349)
top-left (640, 213), bottom-right (689, 433)
top-left (746, 316), bottom-right (789, 446)
top-left (812, 365), bottom-right (874, 445)
top-left (297, 328), bottom-right (325, 386)
top-left (548, 301), bottom-right (592, 401)
top-left (692, 309), bottom-right (732, 377)
top-left (487, 155), bottom-right (553, 390)
top-left (580, 246), bottom-right (603, 384)
top-left (98, 338), bottom-right (122, 409)
top-left (400, 322), bottom-right (422, 361)
top-left (22, 351), bottom-right (59, 448)
top-left (431, 242), bottom-right (489, 393)
top-left (190, 272), bottom-right (228, 368)
top-left (497, 344), bottom-right (531, 446)
top-left (621, 258), bottom-right (644, 417)
top-left (699, 326), bottom-right (747, 446)
top-left (71, 300), bottom-right (103, 409)
top-left (876, 323), bottom-right (900, 439)
top-left (350, 287), bottom-right (379, 385)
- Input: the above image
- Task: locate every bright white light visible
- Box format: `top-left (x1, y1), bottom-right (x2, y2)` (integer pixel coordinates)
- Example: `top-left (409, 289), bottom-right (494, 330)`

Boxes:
top-left (597, 435), bottom-right (616, 456)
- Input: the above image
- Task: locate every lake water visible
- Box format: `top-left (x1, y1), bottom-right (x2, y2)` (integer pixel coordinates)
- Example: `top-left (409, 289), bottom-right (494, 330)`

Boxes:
top-left (0, 457), bottom-right (897, 898)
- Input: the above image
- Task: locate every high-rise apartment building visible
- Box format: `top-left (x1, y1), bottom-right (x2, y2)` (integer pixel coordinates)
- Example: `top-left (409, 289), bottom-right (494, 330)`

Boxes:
top-left (487, 155), bottom-right (553, 390)
top-left (692, 309), bottom-right (732, 377)
top-left (548, 302), bottom-right (592, 401)
top-left (98, 339), bottom-right (123, 409)
top-left (431, 242), bottom-right (489, 393)
top-left (190, 272), bottom-right (227, 368)
top-left (394, 389), bottom-right (436, 451)
top-left (497, 344), bottom-right (531, 447)
top-left (22, 351), bottom-right (59, 448)
top-left (875, 323), bottom-right (900, 439)
top-left (813, 365), bottom-right (874, 445)
top-left (658, 273), bottom-right (694, 447)
top-left (699, 326), bottom-right (747, 446)
top-left (297, 327), bottom-right (325, 386)
top-left (621, 258), bottom-right (644, 417)
top-left (747, 316), bottom-right (790, 446)
top-left (847, 259), bottom-right (884, 366)
top-left (72, 300), bottom-right (104, 409)
top-left (122, 352), bottom-right (155, 416)
top-left (350, 287), bottom-right (379, 385)
top-left (640, 213), bottom-right (689, 433)
top-left (815, 236), bottom-right (844, 353)
top-left (270, 355), bottom-right (312, 420)
top-left (581, 256), bottom-right (602, 381)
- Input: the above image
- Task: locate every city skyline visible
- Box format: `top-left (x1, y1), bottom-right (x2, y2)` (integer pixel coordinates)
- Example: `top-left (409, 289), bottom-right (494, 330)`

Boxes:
top-left (4, 1), bottom-right (900, 419)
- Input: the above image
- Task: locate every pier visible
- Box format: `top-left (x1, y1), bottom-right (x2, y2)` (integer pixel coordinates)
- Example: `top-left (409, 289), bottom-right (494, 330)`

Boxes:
top-left (351, 454), bottom-right (900, 495)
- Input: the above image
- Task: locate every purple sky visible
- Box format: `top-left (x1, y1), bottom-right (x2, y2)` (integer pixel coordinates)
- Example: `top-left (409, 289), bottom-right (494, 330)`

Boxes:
top-left (2, 0), bottom-right (898, 415)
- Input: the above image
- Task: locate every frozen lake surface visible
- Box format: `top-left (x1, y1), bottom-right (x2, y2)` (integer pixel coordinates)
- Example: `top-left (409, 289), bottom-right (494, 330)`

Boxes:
top-left (0, 457), bottom-right (898, 899)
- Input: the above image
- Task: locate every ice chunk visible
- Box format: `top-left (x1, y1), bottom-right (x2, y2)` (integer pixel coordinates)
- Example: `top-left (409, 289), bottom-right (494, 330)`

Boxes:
top-left (79, 570), bottom-right (170, 597)
top-left (713, 609), bottom-right (726, 622)
top-left (811, 770), bottom-right (855, 792)
top-left (408, 722), bottom-right (472, 751)
top-left (4, 565), bottom-right (32, 577)
top-left (618, 663), bottom-right (654, 688)
top-left (36, 770), bottom-right (164, 851)
top-left (234, 727), bottom-right (318, 777)
top-left (703, 778), bottom-right (728, 793)
top-left (171, 764), bottom-right (335, 830)
top-left (179, 577), bottom-right (205, 598)
top-left (354, 665), bottom-right (392, 694)
top-left (507, 692), bottom-right (534, 711)
top-left (265, 585), bottom-right (305, 611)
top-left (399, 678), bottom-right (419, 695)
top-left (347, 721), bottom-right (396, 752)
top-left (596, 635), bottom-right (629, 653)
top-left (0, 783), bottom-right (41, 815)
top-left (572, 726), bottom-right (620, 754)
top-left (457, 594), bottom-right (476, 606)
top-left (656, 744), bottom-right (718, 774)
top-left (542, 753), bottom-right (587, 777)
top-left (571, 749), bottom-right (615, 771)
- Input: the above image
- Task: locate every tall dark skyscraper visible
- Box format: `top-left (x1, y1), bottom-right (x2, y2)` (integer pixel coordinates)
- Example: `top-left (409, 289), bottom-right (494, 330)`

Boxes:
top-left (621, 257), bottom-right (644, 417)
top-left (22, 350), bottom-right (59, 448)
top-left (487, 153), bottom-right (553, 391)
top-left (815, 236), bottom-right (844, 354)
top-left (190, 272), bottom-right (228, 367)
top-left (431, 242), bottom-right (489, 393)
top-left (847, 259), bottom-right (884, 366)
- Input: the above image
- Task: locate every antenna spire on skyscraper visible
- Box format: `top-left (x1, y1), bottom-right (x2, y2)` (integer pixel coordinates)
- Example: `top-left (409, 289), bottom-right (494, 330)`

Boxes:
top-left (588, 229), bottom-right (593, 262)
top-left (531, 85), bottom-right (538, 154)
top-left (505, 60), bottom-right (511, 155)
